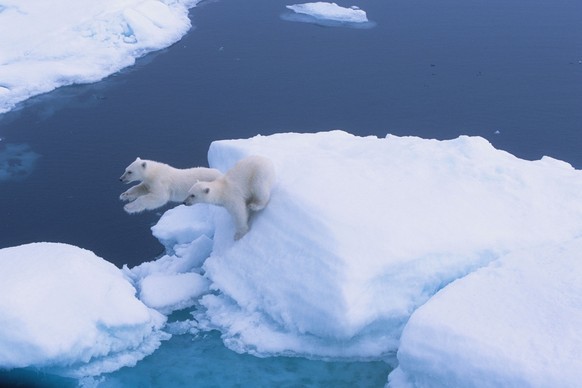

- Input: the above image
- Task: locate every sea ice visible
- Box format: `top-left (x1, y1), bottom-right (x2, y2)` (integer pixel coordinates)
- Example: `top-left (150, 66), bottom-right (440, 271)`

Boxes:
top-left (283, 2), bottom-right (373, 27)
top-left (0, 243), bottom-right (168, 377)
top-left (3, 131), bottom-right (582, 386)
top-left (0, 0), bottom-right (200, 114)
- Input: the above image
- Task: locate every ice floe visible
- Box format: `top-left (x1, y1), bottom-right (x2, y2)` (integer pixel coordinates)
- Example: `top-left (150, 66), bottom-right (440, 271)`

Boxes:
top-left (283, 2), bottom-right (374, 28)
top-left (0, 0), bottom-right (200, 114)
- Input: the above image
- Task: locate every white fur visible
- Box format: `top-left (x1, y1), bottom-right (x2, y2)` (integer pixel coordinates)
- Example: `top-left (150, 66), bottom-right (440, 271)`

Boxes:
top-left (119, 157), bottom-right (221, 214)
top-left (184, 155), bottom-right (276, 240)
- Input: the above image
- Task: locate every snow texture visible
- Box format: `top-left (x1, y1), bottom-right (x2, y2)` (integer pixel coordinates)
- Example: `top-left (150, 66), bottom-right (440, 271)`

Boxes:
top-left (389, 238), bottom-right (582, 387)
top-left (0, 0), bottom-right (200, 114)
top-left (0, 243), bottom-right (168, 377)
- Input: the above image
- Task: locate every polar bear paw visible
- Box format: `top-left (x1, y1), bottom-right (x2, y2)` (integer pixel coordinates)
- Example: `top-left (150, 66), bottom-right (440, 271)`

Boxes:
top-left (234, 226), bottom-right (250, 241)
top-left (123, 202), bottom-right (143, 214)
top-left (120, 191), bottom-right (138, 202)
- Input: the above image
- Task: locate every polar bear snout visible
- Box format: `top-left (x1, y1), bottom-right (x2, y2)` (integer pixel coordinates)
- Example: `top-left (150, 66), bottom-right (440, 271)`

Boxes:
top-left (183, 194), bottom-right (195, 206)
top-left (119, 172), bottom-right (133, 183)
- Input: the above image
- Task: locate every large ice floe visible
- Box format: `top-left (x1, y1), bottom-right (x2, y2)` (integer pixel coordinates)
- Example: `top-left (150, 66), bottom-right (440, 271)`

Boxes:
top-left (0, 0), bottom-right (199, 114)
top-left (2, 131), bottom-right (582, 385)
top-left (283, 2), bottom-right (373, 28)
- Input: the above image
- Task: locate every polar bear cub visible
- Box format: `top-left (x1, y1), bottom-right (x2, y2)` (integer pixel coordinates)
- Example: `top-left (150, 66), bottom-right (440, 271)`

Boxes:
top-left (119, 157), bottom-right (221, 214)
top-left (184, 155), bottom-right (276, 240)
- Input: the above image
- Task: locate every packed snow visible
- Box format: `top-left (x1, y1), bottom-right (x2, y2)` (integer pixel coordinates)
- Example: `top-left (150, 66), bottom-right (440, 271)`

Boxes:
top-left (0, 0), bottom-right (199, 114)
top-left (283, 2), bottom-right (373, 27)
top-left (0, 243), bottom-right (167, 377)
top-left (2, 131), bottom-right (582, 386)
top-left (389, 238), bottom-right (582, 387)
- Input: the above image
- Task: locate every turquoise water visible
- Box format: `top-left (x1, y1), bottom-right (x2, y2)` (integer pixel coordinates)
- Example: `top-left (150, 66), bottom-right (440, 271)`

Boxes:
top-left (104, 332), bottom-right (389, 387)
top-left (0, 0), bottom-right (581, 385)
top-left (0, 332), bottom-right (389, 387)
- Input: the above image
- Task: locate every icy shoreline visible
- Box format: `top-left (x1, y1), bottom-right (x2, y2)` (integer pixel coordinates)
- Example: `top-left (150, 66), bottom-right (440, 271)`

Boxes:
top-left (2, 131), bottom-right (582, 385)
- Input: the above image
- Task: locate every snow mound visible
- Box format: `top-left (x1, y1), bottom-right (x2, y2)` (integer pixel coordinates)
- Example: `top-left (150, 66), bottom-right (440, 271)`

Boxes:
top-left (0, 0), bottom-right (200, 114)
top-left (390, 238), bottom-right (582, 387)
top-left (149, 131), bottom-right (582, 362)
top-left (0, 243), bottom-right (168, 378)
top-left (283, 2), bottom-right (373, 27)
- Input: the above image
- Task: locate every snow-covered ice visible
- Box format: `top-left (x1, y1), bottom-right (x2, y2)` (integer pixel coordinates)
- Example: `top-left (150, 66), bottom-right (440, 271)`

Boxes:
top-left (389, 238), bottom-right (582, 387)
top-left (183, 131), bottom-right (582, 362)
top-left (0, 243), bottom-right (167, 377)
top-left (283, 2), bottom-right (373, 27)
top-left (2, 131), bottom-right (582, 385)
top-left (0, 0), bottom-right (200, 114)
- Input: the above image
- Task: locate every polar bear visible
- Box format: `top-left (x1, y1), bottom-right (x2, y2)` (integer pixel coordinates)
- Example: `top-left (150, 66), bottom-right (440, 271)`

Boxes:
top-left (183, 155), bottom-right (276, 240)
top-left (119, 157), bottom-right (221, 214)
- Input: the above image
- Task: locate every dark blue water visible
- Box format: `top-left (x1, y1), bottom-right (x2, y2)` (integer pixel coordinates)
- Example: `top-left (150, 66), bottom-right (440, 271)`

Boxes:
top-left (0, 0), bottom-right (581, 385)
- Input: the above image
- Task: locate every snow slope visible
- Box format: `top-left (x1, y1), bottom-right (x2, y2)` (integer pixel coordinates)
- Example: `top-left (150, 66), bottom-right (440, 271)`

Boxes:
top-left (0, 0), bottom-right (199, 114)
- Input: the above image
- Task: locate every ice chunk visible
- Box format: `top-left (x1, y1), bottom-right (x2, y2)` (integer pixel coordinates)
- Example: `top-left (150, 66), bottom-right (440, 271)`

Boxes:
top-left (286, 2), bottom-right (368, 23)
top-left (151, 204), bottom-right (216, 250)
top-left (0, 243), bottom-right (168, 377)
top-left (0, 0), bottom-right (200, 114)
top-left (283, 2), bottom-right (374, 27)
top-left (139, 272), bottom-right (210, 314)
top-left (125, 212), bottom-right (215, 315)
top-left (390, 238), bottom-right (582, 387)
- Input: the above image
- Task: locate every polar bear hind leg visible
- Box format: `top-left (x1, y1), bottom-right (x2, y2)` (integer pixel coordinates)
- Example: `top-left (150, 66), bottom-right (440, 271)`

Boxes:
top-left (227, 200), bottom-right (250, 240)
top-left (247, 185), bottom-right (272, 211)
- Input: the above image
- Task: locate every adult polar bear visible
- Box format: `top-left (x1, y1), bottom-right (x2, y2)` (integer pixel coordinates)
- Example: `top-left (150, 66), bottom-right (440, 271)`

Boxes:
top-left (184, 155), bottom-right (276, 240)
top-left (119, 157), bottom-right (221, 214)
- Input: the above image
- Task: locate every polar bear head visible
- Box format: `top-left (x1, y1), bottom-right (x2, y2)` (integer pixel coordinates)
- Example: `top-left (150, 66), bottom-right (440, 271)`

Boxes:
top-left (183, 181), bottom-right (213, 206)
top-left (119, 157), bottom-right (148, 184)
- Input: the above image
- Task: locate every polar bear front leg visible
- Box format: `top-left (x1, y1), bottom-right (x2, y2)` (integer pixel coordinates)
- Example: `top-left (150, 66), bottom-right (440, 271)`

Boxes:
top-left (120, 183), bottom-right (148, 202)
top-left (123, 193), bottom-right (168, 214)
top-left (227, 201), bottom-right (250, 240)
